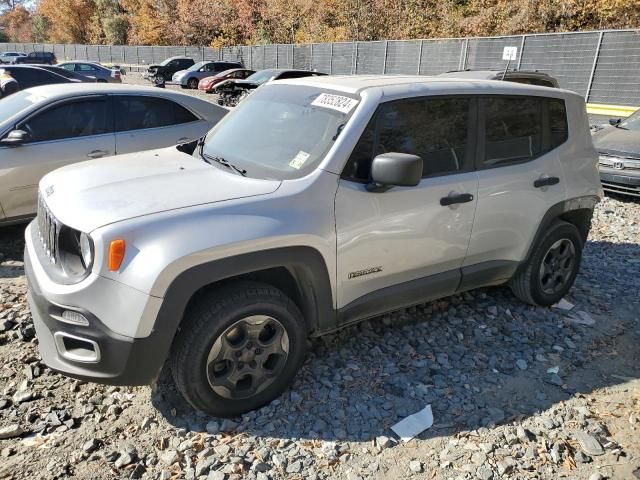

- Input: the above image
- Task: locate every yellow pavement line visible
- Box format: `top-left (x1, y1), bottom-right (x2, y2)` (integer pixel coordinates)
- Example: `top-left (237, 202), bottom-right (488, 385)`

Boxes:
top-left (587, 103), bottom-right (638, 117)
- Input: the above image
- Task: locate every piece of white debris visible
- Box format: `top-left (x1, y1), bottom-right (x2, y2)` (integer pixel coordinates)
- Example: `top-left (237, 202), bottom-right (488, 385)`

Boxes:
top-left (547, 366), bottom-right (560, 374)
top-left (391, 405), bottom-right (433, 442)
top-left (569, 311), bottom-right (596, 326)
top-left (553, 298), bottom-right (574, 311)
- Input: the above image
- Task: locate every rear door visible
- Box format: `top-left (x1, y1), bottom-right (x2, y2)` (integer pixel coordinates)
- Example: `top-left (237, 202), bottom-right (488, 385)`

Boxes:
top-left (113, 95), bottom-right (210, 154)
top-left (464, 96), bottom-right (567, 270)
top-left (0, 96), bottom-right (114, 218)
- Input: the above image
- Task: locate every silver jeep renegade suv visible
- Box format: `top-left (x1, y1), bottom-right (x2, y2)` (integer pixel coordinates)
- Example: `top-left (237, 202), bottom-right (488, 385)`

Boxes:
top-left (25, 75), bottom-right (602, 417)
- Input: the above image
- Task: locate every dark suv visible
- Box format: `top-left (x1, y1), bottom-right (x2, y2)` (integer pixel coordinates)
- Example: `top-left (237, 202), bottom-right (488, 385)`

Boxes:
top-left (14, 51), bottom-right (57, 65)
top-left (143, 56), bottom-right (195, 82)
top-left (0, 65), bottom-right (73, 90)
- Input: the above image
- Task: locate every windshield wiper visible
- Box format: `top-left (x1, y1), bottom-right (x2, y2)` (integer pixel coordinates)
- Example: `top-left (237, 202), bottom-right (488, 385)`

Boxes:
top-left (202, 152), bottom-right (247, 177)
top-left (614, 123), bottom-right (629, 130)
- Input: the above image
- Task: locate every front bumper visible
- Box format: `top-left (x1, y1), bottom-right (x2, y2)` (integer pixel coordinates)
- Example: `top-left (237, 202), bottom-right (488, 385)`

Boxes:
top-left (25, 224), bottom-right (167, 385)
top-left (599, 168), bottom-right (640, 197)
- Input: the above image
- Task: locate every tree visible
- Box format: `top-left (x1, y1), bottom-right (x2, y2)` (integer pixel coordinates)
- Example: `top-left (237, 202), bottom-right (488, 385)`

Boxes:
top-left (3, 5), bottom-right (31, 42)
top-left (38, 0), bottom-right (97, 43)
top-left (88, 0), bottom-right (128, 44)
top-left (121, 0), bottom-right (177, 45)
top-left (31, 13), bottom-right (50, 42)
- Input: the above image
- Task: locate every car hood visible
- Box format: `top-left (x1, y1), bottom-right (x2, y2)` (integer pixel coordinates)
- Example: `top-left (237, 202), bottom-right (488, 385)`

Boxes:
top-left (172, 69), bottom-right (188, 77)
top-left (40, 148), bottom-right (281, 232)
top-left (592, 127), bottom-right (640, 158)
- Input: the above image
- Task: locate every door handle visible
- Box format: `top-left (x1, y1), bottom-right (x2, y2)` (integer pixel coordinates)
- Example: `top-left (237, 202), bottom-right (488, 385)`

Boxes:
top-left (440, 193), bottom-right (474, 206)
top-left (534, 176), bottom-right (560, 188)
top-left (87, 150), bottom-right (109, 159)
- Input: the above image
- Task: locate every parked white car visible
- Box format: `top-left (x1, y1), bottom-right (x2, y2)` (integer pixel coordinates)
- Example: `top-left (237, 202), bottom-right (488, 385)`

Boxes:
top-left (0, 84), bottom-right (227, 224)
top-left (0, 51), bottom-right (27, 64)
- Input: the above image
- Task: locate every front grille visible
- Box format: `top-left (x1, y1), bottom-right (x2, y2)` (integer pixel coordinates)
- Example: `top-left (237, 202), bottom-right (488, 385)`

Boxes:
top-left (599, 153), bottom-right (640, 171)
top-left (37, 194), bottom-right (61, 264)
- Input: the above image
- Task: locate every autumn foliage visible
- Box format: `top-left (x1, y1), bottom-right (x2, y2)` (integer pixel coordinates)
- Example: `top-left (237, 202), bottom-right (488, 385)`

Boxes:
top-left (1, 0), bottom-right (639, 46)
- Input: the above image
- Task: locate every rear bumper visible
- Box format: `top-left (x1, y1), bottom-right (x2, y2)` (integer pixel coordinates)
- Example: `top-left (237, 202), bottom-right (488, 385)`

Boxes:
top-left (599, 169), bottom-right (640, 197)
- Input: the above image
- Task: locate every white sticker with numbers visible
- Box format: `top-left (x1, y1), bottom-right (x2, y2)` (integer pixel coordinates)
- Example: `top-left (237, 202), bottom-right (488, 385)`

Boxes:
top-left (311, 93), bottom-right (359, 114)
top-left (289, 151), bottom-right (310, 170)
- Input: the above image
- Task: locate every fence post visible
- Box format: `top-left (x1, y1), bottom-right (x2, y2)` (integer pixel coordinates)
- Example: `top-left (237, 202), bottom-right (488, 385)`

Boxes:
top-left (329, 43), bottom-right (333, 74)
top-left (517, 35), bottom-right (525, 70)
top-left (352, 42), bottom-right (358, 74)
top-left (310, 43), bottom-right (314, 70)
top-left (459, 38), bottom-right (468, 70)
top-left (417, 40), bottom-right (424, 74)
top-left (585, 31), bottom-right (605, 102)
top-left (382, 40), bottom-right (389, 74)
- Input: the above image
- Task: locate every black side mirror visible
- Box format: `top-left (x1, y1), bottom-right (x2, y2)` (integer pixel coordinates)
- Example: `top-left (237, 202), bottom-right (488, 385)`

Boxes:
top-left (1, 129), bottom-right (30, 146)
top-left (609, 118), bottom-right (622, 126)
top-left (366, 153), bottom-right (423, 192)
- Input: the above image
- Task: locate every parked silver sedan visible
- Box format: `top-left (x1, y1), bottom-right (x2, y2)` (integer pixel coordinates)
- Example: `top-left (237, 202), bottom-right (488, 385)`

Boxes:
top-left (57, 61), bottom-right (122, 83)
top-left (0, 84), bottom-right (228, 223)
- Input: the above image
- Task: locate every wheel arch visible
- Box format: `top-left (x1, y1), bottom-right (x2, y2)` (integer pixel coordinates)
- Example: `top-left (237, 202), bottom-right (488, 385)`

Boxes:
top-left (147, 246), bottom-right (335, 374)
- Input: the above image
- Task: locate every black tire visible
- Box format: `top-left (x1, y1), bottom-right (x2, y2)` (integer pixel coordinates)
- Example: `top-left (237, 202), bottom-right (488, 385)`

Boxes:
top-left (510, 220), bottom-right (583, 306)
top-left (170, 281), bottom-right (307, 417)
top-left (187, 78), bottom-right (199, 89)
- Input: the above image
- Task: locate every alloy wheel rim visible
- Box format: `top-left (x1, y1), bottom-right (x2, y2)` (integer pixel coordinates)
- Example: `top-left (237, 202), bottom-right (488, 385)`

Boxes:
top-left (539, 238), bottom-right (576, 295)
top-left (206, 315), bottom-right (290, 399)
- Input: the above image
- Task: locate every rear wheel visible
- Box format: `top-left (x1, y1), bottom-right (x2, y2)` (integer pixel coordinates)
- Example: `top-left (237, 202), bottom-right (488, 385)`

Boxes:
top-left (170, 281), bottom-right (307, 417)
top-left (510, 220), bottom-right (583, 306)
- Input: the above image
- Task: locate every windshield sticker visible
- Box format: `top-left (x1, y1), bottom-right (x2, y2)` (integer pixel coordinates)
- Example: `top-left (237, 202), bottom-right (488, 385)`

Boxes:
top-left (311, 93), bottom-right (359, 114)
top-left (289, 151), bottom-right (310, 170)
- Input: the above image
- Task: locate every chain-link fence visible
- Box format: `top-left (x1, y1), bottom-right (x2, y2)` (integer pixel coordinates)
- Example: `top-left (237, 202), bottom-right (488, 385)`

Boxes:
top-left (2, 29), bottom-right (639, 105)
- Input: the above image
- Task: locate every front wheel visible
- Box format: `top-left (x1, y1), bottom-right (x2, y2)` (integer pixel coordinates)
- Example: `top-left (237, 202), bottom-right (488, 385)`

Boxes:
top-left (510, 220), bottom-right (583, 306)
top-left (187, 78), bottom-right (199, 89)
top-left (170, 281), bottom-right (307, 417)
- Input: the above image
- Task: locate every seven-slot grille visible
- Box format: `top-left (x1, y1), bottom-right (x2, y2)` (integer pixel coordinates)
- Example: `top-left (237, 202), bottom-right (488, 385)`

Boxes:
top-left (37, 194), bottom-right (60, 264)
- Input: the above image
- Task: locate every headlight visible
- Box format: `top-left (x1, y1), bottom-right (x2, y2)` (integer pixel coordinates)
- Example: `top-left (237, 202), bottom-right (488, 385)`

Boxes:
top-left (79, 232), bottom-right (93, 268)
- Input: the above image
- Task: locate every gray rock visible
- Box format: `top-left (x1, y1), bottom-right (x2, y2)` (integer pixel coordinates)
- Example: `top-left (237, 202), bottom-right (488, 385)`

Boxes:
top-left (0, 424), bottom-right (23, 440)
top-left (573, 431), bottom-right (604, 456)
top-left (290, 391), bottom-right (303, 405)
top-left (588, 474), bottom-right (605, 480)
top-left (207, 472), bottom-right (226, 480)
top-left (286, 461), bottom-right (303, 474)
top-left (253, 462), bottom-right (270, 473)
top-left (82, 438), bottom-right (100, 454)
top-left (516, 359), bottom-right (528, 370)
top-left (115, 452), bottom-right (135, 469)
top-left (12, 390), bottom-right (34, 403)
top-left (550, 444), bottom-right (561, 463)
top-left (214, 444), bottom-right (231, 457)
top-left (376, 436), bottom-right (394, 449)
top-left (160, 450), bottom-right (179, 465)
top-left (471, 452), bottom-right (487, 466)
top-left (548, 374), bottom-right (563, 386)
top-left (496, 457), bottom-right (515, 476)
top-left (476, 466), bottom-right (494, 480)
top-left (219, 419), bottom-right (237, 433)
top-left (409, 460), bottom-right (423, 473)
top-left (205, 420), bottom-right (220, 434)
top-left (256, 473), bottom-right (269, 480)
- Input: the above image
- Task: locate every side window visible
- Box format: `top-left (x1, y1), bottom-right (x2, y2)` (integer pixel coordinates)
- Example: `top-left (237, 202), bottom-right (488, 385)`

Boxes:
top-left (482, 96), bottom-right (542, 168)
top-left (20, 99), bottom-right (109, 142)
top-left (114, 96), bottom-right (198, 132)
top-left (61, 64), bottom-right (75, 71)
top-left (343, 97), bottom-right (471, 181)
top-left (78, 64), bottom-right (98, 72)
top-left (548, 99), bottom-right (568, 147)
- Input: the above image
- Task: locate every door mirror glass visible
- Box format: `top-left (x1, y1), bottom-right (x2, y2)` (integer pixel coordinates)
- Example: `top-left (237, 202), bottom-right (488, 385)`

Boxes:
top-left (1, 129), bottom-right (30, 146)
top-left (367, 153), bottom-right (423, 192)
top-left (609, 118), bottom-right (621, 126)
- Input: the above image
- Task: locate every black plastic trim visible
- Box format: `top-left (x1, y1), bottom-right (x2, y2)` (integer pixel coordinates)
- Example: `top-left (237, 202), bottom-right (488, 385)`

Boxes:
top-left (458, 260), bottom-right (518, 292)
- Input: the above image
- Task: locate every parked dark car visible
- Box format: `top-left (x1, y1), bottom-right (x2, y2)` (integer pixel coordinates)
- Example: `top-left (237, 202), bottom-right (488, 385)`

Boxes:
top-left (592, 108), bottom-right (640, 198)
top-left (215, 69), bottom-right (327, 106)
top-left (0, 65), bottom-right (74, 91)
top-left (143, 56), bottom-right (195, 82)
top-left (198, 68), bottom-right (255, 93)
top-left (37, 65), bottom-right (96, 83)
top-left (14, 51), bottom-right (57, 65)
top-left (438, 69), bottom-right (560, 88)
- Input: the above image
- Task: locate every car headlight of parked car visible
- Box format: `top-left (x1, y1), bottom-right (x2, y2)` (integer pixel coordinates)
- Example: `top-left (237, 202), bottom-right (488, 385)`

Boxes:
top-left (79, 232), bottom-right (93, 269)
top-left (56, 227), bottom-right (94, 278)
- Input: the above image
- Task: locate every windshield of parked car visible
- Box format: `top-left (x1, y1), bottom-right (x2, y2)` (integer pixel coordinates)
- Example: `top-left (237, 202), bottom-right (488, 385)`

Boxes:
top-left (202, 84), bottom-right (359, 180)
top-left (187, 61), bottom-right (207, 72)
top-left (244, 69), bottom-right (279, 85)
top-left (0, 90), bottom-right (44, 123)
top-left (619, 108), bottom-right (640, 131)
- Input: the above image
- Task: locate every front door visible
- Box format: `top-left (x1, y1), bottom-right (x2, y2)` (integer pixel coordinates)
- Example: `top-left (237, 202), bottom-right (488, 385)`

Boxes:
top-left (0, 96), bottom-right (114, 219)
top-left (335, 96), bottom-right (479, 317)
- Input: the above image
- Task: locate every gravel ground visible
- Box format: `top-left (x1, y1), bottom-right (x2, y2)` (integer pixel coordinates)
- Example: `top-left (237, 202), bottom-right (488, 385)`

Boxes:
top-left (1, 193), bottom-right (638, 480)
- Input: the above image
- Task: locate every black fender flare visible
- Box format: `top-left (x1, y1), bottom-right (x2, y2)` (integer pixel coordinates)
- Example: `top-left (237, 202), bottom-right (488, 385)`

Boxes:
top-left (148, 246), bottom-right (335, 372)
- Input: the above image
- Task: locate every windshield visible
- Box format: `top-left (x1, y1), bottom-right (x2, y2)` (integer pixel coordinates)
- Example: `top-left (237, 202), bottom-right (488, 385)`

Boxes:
top-left (245, 70), bottom-right (279, 85)
top-left (0, 90), bottom-right (43, 124)
top-left (187, 61), bottom-right (207, 72)
top-left (619, 108), bottom-right (640, 131)
top-left (201, 85), bottom-right (359, 180)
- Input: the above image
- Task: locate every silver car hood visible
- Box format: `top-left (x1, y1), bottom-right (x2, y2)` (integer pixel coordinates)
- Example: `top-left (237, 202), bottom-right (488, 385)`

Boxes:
top-left (40, 147), bottom-right (281, 232)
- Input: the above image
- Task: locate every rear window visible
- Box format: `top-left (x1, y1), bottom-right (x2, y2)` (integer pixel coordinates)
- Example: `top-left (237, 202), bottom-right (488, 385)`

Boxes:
top-left (548, 99), bottom-right (568, 147)
top-left (114, 96), bottom-right (198, 131)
